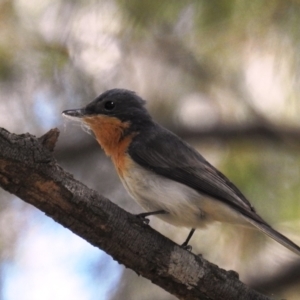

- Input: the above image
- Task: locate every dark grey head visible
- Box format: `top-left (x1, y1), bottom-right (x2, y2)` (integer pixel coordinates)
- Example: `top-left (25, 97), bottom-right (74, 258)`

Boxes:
top-left (62, 89), bottom-right (152, 127)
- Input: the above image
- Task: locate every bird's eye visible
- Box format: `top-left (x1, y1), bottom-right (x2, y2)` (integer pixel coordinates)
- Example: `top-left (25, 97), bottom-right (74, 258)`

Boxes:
top-left (104, 101), bottom-right (115, 111)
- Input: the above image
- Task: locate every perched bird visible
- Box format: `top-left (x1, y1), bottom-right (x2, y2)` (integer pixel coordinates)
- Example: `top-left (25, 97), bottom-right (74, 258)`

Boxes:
top-left (62, 88), bottom-right (300, 255)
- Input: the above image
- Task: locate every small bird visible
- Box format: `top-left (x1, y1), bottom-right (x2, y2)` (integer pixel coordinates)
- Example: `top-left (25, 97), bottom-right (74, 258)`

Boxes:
top-left (62, 88), bottom-right (300, 255)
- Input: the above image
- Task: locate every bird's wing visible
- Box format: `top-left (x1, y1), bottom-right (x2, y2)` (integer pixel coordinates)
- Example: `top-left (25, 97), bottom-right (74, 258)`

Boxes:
top-left (129, 125), bottom-right (265, 224)
top-left (129, 125), bottom-right (300, 256)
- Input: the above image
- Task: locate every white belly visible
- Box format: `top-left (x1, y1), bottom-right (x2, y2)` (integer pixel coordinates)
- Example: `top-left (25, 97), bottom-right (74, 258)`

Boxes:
top-left (121, 162), bottom-right (247, 229)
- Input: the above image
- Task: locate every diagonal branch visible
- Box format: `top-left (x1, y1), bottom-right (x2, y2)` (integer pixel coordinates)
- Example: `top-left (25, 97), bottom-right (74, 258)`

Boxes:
top-left (0, 127), bottom-right (272, 300)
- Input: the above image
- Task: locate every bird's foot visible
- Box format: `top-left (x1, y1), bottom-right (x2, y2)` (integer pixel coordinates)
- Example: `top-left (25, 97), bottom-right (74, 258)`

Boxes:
top-left (180, 228), bottom-right (195, 251)
top-left (135, 210), bottom-right (167, 225)
top-left (181, 242), bottom-right (192, 251)
top-left (135, 213), bottom-right (150, 225)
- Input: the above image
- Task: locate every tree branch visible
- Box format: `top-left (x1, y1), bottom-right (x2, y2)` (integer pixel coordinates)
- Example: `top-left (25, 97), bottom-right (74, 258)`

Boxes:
top-left (0, 127), bottom-right (272, 300)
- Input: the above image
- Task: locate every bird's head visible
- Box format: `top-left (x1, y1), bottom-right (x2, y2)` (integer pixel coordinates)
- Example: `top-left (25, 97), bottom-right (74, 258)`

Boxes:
top-left (62, 88), bottom-right (152, 156)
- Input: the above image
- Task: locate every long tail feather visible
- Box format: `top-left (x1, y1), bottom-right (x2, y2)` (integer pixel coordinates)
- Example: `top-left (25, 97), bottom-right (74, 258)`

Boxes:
top-left (246, 218), bottom-right (300, 256)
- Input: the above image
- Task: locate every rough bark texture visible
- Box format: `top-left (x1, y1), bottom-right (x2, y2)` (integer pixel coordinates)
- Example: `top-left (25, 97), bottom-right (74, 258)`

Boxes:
top-left (0, 127), bottom-right (273, 300)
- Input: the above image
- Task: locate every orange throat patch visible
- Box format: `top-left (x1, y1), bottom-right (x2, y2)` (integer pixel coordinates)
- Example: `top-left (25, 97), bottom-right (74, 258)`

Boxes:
top-left (83, 115), bottom-right (135, 177)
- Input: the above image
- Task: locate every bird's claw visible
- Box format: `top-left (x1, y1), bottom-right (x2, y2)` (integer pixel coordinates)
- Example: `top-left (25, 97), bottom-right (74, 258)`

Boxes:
top-left (181, 243), bottom-right (192, 251)
top-left (142, 218), bottom-right (150, 225)
top-left (135, 213), bottom-right (150, 225)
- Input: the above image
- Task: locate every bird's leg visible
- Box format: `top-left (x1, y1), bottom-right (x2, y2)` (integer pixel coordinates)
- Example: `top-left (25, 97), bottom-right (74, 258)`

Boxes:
top-left (181, 228), bottom-right (195, 251)
top-left (136, 210), bottom-right (167, 225)
top-left (137, 210), bottom-right (167, 218)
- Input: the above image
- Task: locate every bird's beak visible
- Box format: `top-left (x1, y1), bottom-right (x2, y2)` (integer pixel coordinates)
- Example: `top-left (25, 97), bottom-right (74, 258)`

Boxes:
top-left (62, 108), bottom-right (86, 120)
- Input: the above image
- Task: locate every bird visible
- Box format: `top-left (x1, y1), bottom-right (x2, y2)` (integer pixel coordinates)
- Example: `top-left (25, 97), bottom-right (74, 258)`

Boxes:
top-left (62, 88), bottom-right (300, 255)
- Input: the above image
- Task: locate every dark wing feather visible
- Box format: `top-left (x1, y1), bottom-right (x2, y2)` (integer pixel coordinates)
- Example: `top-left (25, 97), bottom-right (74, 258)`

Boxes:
top-left (129, 124), bottom-right (300, 256)
top-left (129, 124), bottom-right (265, 224)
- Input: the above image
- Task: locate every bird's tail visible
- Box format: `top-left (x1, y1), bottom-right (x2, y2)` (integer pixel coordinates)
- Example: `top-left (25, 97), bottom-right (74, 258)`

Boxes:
top-left (246, 217), bottom-right (300, 256)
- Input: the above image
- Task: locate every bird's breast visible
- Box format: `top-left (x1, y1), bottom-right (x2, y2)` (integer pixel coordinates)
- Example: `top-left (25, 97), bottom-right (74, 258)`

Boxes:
top-left (83, 115), bottom-right (135, 176)
top-left (120, 160), bottom-right (213, 228)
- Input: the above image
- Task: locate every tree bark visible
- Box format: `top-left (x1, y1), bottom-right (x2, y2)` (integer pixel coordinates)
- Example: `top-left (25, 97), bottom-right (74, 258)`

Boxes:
top-left (0, 127), bottom-right (272, 300)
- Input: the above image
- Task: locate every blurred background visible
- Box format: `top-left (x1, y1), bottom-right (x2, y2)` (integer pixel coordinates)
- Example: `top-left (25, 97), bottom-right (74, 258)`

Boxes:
top-left (1, 0), bottom-right (300, 299)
